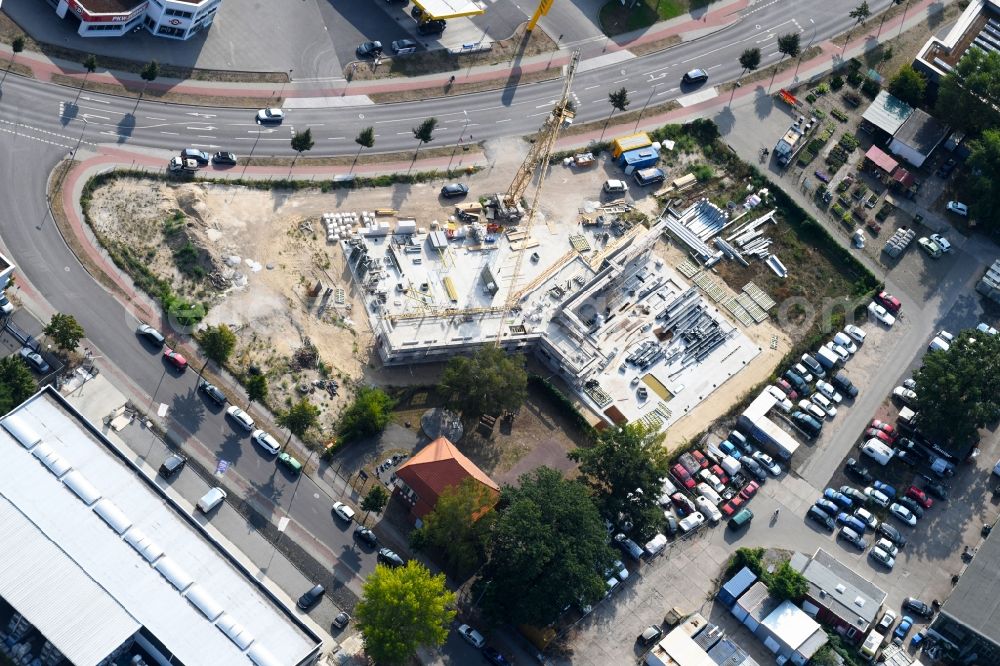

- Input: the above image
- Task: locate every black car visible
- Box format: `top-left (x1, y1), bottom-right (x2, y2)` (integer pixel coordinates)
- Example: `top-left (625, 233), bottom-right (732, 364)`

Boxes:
top-left (440, 182), bottom-right (469, 198)
top-left (417, 19), bottom-right (446, 35)
top-left (877, 522), bottom-right (908, 548)
top-left (333, 611), bottom-right (350, 629)
top-left (921, 478), bottom-right (949, 500)
top-left (391, 39), bottom-right (418, 55)
top-left (198, 379), bottom-right (227, 406)
top-left (297, 583), bottom-right (325, 611)
top-left (904, 597), bottom-right (934, 619)
top-left (831, 370), bottom-right (859, 398)
top-left (741, 457), bottom-right (767, 482)
top-left (897, 496), bottom-right (925, 518)
top-left (681, 68), bottom-right (709, 85)
top-left (806, 506), bottom-right (835, 531)
top-left (158, 453), bottom-right (187, 479)
top-left (377, 548), bottom-right (405, 567)
top-left (844, 457), bottom-right (873, 484)
top-left (483, 647), bottom-right (513, 666)
top-left (936, 158), bottom-right (957, 178)
top-left (356, 41), bottom-right (383, 58)
top-left (354, 525), bottom-right (378, 547)
top-left (181, 148), bottom-right (210, 165)
top-left (637, 625), bottom-right (664, 647)
top-left (212, 151), bottom-right (237, 165)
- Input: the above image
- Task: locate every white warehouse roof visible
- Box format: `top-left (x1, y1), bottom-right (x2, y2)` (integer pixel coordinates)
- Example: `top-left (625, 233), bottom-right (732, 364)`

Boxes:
top-left (0, 390), bottom-right (321, 666)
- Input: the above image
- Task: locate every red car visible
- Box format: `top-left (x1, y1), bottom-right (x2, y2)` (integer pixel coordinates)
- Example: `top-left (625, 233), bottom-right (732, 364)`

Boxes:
top-left (720, 496), bottom-right (745, 517)
top-left (163, 347), bottom-right (188, 371)
top-left (864, 428), bottom-right (894, 445)
top-left (876, 290), bottom-right (902, 314)
top-left (671, 464), bottom-right (695, 489)
top-left (671, 492), bottom-right (695, 516)
top-left (739, 481), bottom-right (760, 501)
top-left (775, 379), bottom-right (799, 401)
top-left (870, 420), bottom-right (897, 439)
top-left (690, 450), bottom-right (710, 470)
top-left (710, 464), bottom-right (729, 485)
top-left (905, 486), bottom-right (933, 509)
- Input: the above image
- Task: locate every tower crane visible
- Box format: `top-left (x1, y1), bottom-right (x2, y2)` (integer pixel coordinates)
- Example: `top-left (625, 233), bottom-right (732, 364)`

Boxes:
top-left (492, 50), bottom-right (580, 345)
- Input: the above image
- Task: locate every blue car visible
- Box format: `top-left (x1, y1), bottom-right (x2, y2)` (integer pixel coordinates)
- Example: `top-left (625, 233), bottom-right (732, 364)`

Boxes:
top-left (893, 616), bottom-right (914, 642)
top-left (719, 440), bottom-right (742, 460)
top-left (824, 488), bottom-right (854, 509)
top-left (873, 480), bottom-right (896, 498)
top-left (836, 512), bottom-right (867, 534)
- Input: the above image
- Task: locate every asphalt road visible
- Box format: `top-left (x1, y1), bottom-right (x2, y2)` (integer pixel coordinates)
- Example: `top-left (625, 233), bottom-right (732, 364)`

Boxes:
top-left (0, 0), bottom-right (916, 639)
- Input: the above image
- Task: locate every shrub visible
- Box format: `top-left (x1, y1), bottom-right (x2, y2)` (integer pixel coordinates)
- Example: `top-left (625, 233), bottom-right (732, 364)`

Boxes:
top-left (847, 70), bottom-right (864, 86)
top-left (861, 78), bottom-right (881, 98)
top-left (831, 75), bottom-right (845, 90)
top-left (806, 93), bottom-right (817, 104)
top-left (839, 133), bottom-right (860, 151)
top-left (816, 83), bottom-right (830, 95)
top-left (692, 164), bottom-right (715, 182)
top-left (831, 108), bottom-right (849, 122)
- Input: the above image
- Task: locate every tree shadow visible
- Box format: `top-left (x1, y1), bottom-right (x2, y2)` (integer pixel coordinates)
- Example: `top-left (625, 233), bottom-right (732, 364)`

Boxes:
top-left (216, 430), bottom-right (245, 468)
top-left (117, 113), bottom-right (135, 144)
top-left (926, 2), bottom-right (946, 30)
top-left (60, 102), bottom-right (78, 127)
top-left (714, 106), bottom-right (736, 137)
top-left (753, 86), bottom-right (774, 120)
top-left (170, 384), bottom-right (207, 432)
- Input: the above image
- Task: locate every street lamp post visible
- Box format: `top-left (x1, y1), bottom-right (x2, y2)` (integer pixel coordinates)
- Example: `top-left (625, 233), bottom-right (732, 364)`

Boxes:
top-left (447, 110), bottom-right (470, 173)
top-left (276, 68), bottom-right (293, 104)
top-left (634, 82), bottom-right (659, 132)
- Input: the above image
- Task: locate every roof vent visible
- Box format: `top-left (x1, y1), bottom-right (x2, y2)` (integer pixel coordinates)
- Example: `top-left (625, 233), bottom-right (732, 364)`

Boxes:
top-left (854, 596), bottom-right (866, 608)
top-left (835, 583), bottom-right (846, 594)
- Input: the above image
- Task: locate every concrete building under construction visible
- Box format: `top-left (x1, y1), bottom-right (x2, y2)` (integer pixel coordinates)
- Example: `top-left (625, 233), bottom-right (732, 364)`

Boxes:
top-left (343, 205), bottom-right (760, 432)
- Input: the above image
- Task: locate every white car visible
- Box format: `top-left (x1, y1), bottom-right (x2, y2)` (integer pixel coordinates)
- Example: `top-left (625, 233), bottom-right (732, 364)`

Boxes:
top-left (893, 386), bottom-right (917, 406)
top-left (609, 559), bottom-right (629, 581)
top-left (332, 501), bottom-right (356, 523)
top-left (929, 233), bottom-right (952, 252)
top-left (751, 450), bottom-right (782, 476)
top-left (864, 486), bottom-right (891, 507)
top-left (877, 609), bottom-right (897, 633)
top-left (870, 545), bottom-right (895, 569)
top-left (929, 335), bottom-right (951, 352)
top-left (854, 507), bottom-right (879, 530)
top-left (868, 302), bottom-right (896, 327)
top-left (946, 200), bottom-right (968, 216)
top-left (833, 332), bottom-right (858, 354)
top-left (798, 399), bottom-right (827, 421)
top-left (938, 330), bottom-right (954, 342)
top-left (251, 429), bottom-right (281, 455)
top-left (875, 537), bottom-right (899, 558)
top-left (903, 378), bottom-right (916, 390)
top-left (765, 386), bottom-right (793, 412)
top-left (844, 324), bottom-right (866, 344)
top-left (225, 405), bottom-right (255, 431)
top-left (256, 107), bottom-right (285, 124)
top-left (889, 503), bottom-right (917, 526)
top-left (697, 469), bottom-right (725, 494)
top-left (824, 340), bottom-right (851, 362)
top-left (977, 322), bottom-right (998, 336)
top-left (810, 393), bottom-right (837, 417)
top-left (815, 380), bottom-right (842, 403)
top-left (793, 363), bottom-right (815, 383)
top-left (457, 624), bottom-right (486, 649)
top-left (695, 496), bottom-right (722, 523)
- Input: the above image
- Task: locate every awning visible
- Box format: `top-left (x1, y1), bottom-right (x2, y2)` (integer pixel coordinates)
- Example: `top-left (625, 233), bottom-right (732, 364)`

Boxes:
top-left (892, 168), bottom-right (916, 188)
top-left (865, 145), bottom-right (898, 174)
top-left (412, 0), bottom-right (485, 19)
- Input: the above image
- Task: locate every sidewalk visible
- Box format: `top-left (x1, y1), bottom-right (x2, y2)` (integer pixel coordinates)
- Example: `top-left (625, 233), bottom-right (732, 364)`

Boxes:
top-left (1, 0), bottom-right (748, 101)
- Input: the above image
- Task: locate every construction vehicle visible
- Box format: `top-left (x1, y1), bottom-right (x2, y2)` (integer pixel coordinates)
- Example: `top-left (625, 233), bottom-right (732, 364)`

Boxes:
top-left (486, 51), bottom-right (580, 222)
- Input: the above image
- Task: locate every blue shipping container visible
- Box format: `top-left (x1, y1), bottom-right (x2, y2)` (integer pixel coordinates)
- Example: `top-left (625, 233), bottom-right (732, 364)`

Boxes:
top-left (620, 147), bottom-right (660, 169)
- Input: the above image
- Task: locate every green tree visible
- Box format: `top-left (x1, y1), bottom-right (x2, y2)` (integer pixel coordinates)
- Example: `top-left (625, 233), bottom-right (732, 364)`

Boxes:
top-left (74, 54), bottom-right (98, 104)
top-left (967, 129), bottom-right (1000, 226)
top-left (412, 117), bottom-right (437, 159)
top-left (480, 467), bottom-right (615, 627)
top-left (135, 60), bottom-right (159, 112)
top-left (438, 346), bottom-right (527, 419)
top-left (356, 561), bottom-right (456, 666)
top-left (569, 423), bottom-right (671, 540)
top-left (199, 324), bottom-right (236, 372)
top-left (44, 312), bottom-right (85, 353)
top-left (361, 484), bottom-right (390, 521)
top-left (738, 48), bottom-right (761, 78)
top-left (935, 48), bottom-right (1000, 133)
top-left (777, 33), bottom-right (800, 61)
top-left (914, 328), bottom-right (1000, 451)
top-left (608, 86), bottom-right (630, 116)
top-left (337, 386), bottom-right (395, 442)
top-left (411, 478), bottom-right (496, 578)
top-left (0, 36), bottom-right (24, 87)
top-left (277, 398), bottom-right (321, 446)
top-left (810, 646), bottom-right (841, 666)
top-left (887, 64), bottom-right (926, 107)
top-left (244, 372), bottom-right (268, 408)
top-left (353, 126), bottom-right (375, 172)
top-left (768, 560), bottom-right (809, 601)
top-left (289, 127), bottom-right (314, 169)
top-left (844, 2), bottom-right (871, 53)
top-left (0, 355), bottom-right (38, 412)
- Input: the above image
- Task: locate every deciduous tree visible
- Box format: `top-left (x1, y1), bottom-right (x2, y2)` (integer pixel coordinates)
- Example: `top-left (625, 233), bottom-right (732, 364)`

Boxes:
top-left (277, 398), bottom-right (321, 446)
top-left (290, 127), bottom-right (314, 169)
top-left (768, 560), bottom-right (809, 601)
top-left (0, 355), bottom-right (37, 412)
top-left (935, 48), bottom-right (1000, 133)
top-left (887, 64), bottom-right (926, 107)
top-left (0, 36), bottom-right (24, 87)
top-left (244, 372), bottom-right (268, 408)
top-left (843, 2), bottom-right (871, 54)
top-left (361, 484), bottom-right (389, 521)
top-left (412, 117), bottom-right (437, 159)
top-left (438, 346), bottom-right (527, 419)
top-left (44, 312), bottom-right (85, 352)
top-left (199, 324), bottom-right (236, 372)
top-left (570, 423), bottom-right (671, 540)
top-left (353, 126), bottom-right (375, 172)
top-left (74, 54), bottom-right (98, 104)
top-left (356, 561), bottom-right (456, 665)
top-left (135, 60), bottom-right (159, 111)
top-left (966, 129), bottom-right (1000, 226)
top-left (411, 478), bottom-right (496, 577)
top-left (480, 467), bottom-right (615, 627)
top-left (338, 386), bottom-right (395, 442)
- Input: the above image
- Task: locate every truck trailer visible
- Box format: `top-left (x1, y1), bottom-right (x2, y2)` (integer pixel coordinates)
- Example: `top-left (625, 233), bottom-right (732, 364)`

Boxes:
top-left (774, 120), bottom-right (812, 167)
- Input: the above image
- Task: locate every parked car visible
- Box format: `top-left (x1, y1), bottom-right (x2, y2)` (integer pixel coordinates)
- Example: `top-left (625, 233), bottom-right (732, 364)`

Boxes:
top-left (865, 428), bottom-right (893, 445)
top-left (877, 522), bottom-right (907, 548)
top-left (775, 378), bottom-right (799, 400)
top-left (679, 512), bottom-right (706, 533)
top-left (815, 380), bottom-right (842, 403)
top-left (870, 420), bottom-right (897, 439)
top-left (875, 538), bottom-right (899, 558)
top-left (918, 236), bottom-right (943, 258)
top-left (738, 480), bottom-right (760, 501)
top-left (905, 486), bottom-right (933, 509)
top-left (897, 496), bottom-right (926, 518)
top-left (417, 18), bottom-right (447, 35)
top-left (136, 323), bottom-right (166, 347)
top-left (719, 440), bottom-right (742, 460)
top-left (671, 464), bottom-right (696, 489)
top-left (872, 480), bottom-right (896, 498)
top-left (892, 387), bottom-right (917, 407)
top-left (903, 597), bottom-right (934, 619)
top-left (854, 507), bottom-right (879, 530)
top-left (710, 464), bottom-right (729, 485)
top-left (19, 347), bottom-right (50, 373)
top-left (806, 506), bottom-right (835, 531)
top-left (158, 452), bottom-right (187, 479)
top-left (814, 499), bottom-right (840, 516)
top-left (936, 158), bottom-right (956, 178)
top-left (251, 429), bottom-right (281, 455)
top-left (877, 609), bottom-right (898, 633)
top-left (875, 290), bottom-right (902, 313)
top-left (256, 107), bottom-right (284, 124)
top-left (356, 41), bottom-right (383, 57)
top-left (225, 405), bottom-right (255, 431)
top-left (741, 457), bottom-right (767, 482)
top-left (690, 450), bottom-right (709, 469)
top-left (839, 485), bottom-right (867, 504)
top-left (671, 492), bottom-right (695, 517)
top-left (893, 616), bottom-right (914, 643)
top-left (930, 233), bottom-right (952, 252)
top-left (333, 611), bottom-right (351, 629)
top-left (824, 488), bottom-right (853, 509)
top-left (845, 457), bottom-right (873, 484)
top-left (391, 38), bottom-right (418, 54)
top-left (783, 370), bottom-right (811, 396)
top-left (162, 347), bottom-right (188, 371)
top-left (793, 362), bottom-right (815, 383)
top-left (197, 487), bottom-right (227, 513)
top-left (844, 324), bottom-right (866, 343)
top-left (831, 370), bottom-right (859, 398)
top-left (889, 503), bottom-right (917, 526)
top-left (810, 393), bottom-right (837, 417)
top-left (440, 182), bottom-right (470, 198)
top-left (824, 340), bottom-right (851, 362)
top-left (833, 331), bottom-right (858, 354)
top-left (613, 533), bottom-right (644, 561)
top-left (181, 148), bottom-right (210, 165)
top-left (864, 486), bottom-right (891, 507)
top-left (836, 512), bottom-right (868, 534)
top-left (296, 584), bottom-right (325, 611)
top-left (728, 508), bottom-right (753, 530)
top-left (354, 525), bottom-right (378, 547)
top-left (332, 501), bottom-right (356, 522)
top-left (801, 353), bottom-right (825, 378)
top-left (868, 544), bottom-right (895, 568)
top-left (212, 151), bottom-right (237, 165)
top-left (638, 625), bottom-right (664, 646)
top-left (798, 399), bottom-right (827, 421)
top-left (861, 440), bottom-right (894, 466)
top-left (698, 470), bottom-right (725, 494)
top-left (278, 452), bottom-right (303, 474)
top-left (868, 301), bottom-right (896, 327)
top-left (458, 624), bottom-right (486, 649)
top-left (752, 451), bottom-right (782, 476)
top-left (377, 548), bottom-right (405, 567)
top-left (790, 411), bottom-right (822, 437)
top-left (945, 200), bottom-right (968, 216)
top-left (977, 321), bottom-right (998, 336)
top-left (678, 453), bottom-right (701, 476)
top-left (921, 478), bottom-right (949, 500)
top-left (720, 496), bottom-right (746, 517)
top-left (198, 379), bottom-right (227, 406)
top-left (765, 385), bottom-right (794, 412)
top-left (839, 526), bottom-right (867, 550)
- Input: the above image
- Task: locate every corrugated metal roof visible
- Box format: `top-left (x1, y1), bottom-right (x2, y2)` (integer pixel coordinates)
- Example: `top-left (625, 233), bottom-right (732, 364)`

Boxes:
top-left (862, 91), bottom-right (913, 135)
top-left (0, 393), bottom-right (321, 665)
top-left (0, 499), bottom-right (141, 665)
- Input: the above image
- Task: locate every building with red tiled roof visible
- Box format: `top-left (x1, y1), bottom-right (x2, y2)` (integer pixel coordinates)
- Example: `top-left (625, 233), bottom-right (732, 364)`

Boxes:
top-left (393, 437), bottom-right (499, 524)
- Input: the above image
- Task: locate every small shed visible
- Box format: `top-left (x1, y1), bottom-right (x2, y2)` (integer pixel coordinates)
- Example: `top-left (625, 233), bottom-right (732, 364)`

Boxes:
top-left (718, 567), bottom-right (758, 608)
top-left (889, 108), bottom-right (948, 168)
top-left (864, 146), bottom-right (899, 182)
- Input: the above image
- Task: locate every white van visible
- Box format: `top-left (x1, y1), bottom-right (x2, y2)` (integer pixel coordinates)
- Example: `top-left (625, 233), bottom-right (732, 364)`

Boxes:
top-left (695, 483), bottom-right (722, 506)
top-left (860, 628), bottom-right (885, 658)
top-left (720, 455), bottom-right (741, 478)
top-left (815, 346), bottom-right (841, 369)
top-left (645, 533), bottom-right (668, 556)
top-left (695, 496), bottom-right (722, 523)
top-left (603, 179), bottom-right (628, 195)
top-left (197, 487), bottom-right (227, 513)
top-left (861, 440), bottom-right (894, 466)
top-left (679, 512), bottom-right (706, 533)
